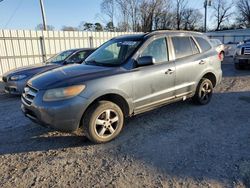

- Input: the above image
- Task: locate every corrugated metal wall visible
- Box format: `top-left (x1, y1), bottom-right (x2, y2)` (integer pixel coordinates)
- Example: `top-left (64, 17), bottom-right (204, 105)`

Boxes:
top-left (0, 30), bottom-right (139, 76)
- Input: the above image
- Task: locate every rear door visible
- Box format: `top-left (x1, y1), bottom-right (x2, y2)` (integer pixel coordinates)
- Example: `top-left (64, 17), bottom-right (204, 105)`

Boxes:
top-left (170, 35), bottom-right (207, 97)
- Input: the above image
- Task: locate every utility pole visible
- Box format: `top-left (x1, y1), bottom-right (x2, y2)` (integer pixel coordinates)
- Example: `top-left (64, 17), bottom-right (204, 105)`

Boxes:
top-left (39, 0), bottom-right (47, 31)
top-left (177, 0), bottom-right (180, 30)
top-left (204, 0), bottom-right (212, 33)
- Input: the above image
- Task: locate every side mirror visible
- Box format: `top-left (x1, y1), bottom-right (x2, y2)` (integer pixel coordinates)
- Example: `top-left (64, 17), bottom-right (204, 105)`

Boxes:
top-left (137, 56), bottom-right (155, 67)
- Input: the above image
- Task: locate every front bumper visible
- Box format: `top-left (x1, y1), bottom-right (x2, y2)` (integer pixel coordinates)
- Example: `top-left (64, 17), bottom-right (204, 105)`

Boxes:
top-left (3, 78), bottom-right (28, 95)
top-left (234, 55), bottom-right (250, 65)
top-left (21, 91), bottom-right (89, 132)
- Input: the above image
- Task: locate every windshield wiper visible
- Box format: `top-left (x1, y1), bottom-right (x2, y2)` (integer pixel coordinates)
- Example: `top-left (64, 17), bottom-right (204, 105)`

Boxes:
top-left (85, 60), bottom-right (109, 66)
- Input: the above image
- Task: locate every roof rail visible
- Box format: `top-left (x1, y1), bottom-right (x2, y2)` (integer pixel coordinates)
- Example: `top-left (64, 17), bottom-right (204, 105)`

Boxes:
top-left (144, 29), bottom-right (203, 37)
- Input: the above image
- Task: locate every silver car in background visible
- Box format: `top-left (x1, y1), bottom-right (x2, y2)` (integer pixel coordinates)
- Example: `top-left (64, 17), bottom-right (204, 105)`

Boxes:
top-left (2, 48), bottom-right (94, 94)
top-left (210, 39), bottom-right (225, 61)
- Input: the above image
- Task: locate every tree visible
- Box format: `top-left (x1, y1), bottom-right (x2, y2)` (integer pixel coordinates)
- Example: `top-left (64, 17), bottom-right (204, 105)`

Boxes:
top-left (35, 24), bottom-right (54, 31)
top-left (137, 0), bottom-right (172, 32)
top-left (128, 0), bottom-right (141, 31)
top-left (105, 21), bottom-right (115, 31)
top-left (94, 23), bottom-right (104, 31)
top-left (101, 0), bottom-right (115, 24)
top-left (181, 8), bottom-right (203, 30)
top-left (176, 0), bottom-right (187, 30)
top-left (236, 0), bottom-right (250, 27)
top-left (61, 26), bottom-right (79, 31)
top-left (79, 22), bottom-right (95, 31)
top-left (115, 0), bottom-right (130, 31)
top-left (212, 0), bottom-right (234, 30)
top-left (139, 0), bottom-right (154, 32)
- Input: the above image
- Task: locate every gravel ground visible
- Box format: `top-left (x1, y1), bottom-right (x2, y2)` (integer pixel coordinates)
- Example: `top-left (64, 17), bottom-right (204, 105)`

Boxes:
top-left (0, 58), bottom-right (250, 188)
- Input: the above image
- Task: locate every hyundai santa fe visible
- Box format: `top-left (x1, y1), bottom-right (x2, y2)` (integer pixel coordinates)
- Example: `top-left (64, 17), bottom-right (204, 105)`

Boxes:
top-left (21, 30), bottom-right (222, 143)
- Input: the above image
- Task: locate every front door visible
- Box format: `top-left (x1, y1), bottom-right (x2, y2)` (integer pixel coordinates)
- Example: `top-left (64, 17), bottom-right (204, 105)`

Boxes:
top-left (132, 37), bottom-right (176, 112)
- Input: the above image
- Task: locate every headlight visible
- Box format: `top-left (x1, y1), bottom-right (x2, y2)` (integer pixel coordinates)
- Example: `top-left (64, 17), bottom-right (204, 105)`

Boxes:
top-left (10, 74), bottom-right (27, 81)
top-left (43, 85), bottom-right (85, 101)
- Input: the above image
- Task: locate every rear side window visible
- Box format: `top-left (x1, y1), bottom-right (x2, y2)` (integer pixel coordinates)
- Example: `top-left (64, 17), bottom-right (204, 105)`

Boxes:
top-left (195, 37), bottom-right (211, 52)
top-left (172, 36), bottom-right (194, 59)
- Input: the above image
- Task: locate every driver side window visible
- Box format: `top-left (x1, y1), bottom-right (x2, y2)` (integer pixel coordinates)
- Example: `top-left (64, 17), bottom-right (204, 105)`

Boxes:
top-left (141, 38), bottom-right (168, 64)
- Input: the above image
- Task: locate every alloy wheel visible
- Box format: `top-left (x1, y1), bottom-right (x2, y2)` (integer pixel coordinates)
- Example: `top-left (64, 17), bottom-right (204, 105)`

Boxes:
top-left (200, 82), bottom-right (212, 103)
top-left (94, 109), bottom-right (119, 138)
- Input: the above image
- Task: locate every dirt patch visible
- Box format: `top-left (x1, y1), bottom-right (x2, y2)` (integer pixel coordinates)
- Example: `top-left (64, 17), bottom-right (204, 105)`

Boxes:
top-left (238, 160), bottom-right (250, 187)
top-left (1, 60), bottom-right (250, 187)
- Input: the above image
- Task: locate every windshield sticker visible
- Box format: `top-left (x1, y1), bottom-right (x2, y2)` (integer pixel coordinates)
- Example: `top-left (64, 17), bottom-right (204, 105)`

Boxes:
top-left (119, 41), bottom-right (137, 46)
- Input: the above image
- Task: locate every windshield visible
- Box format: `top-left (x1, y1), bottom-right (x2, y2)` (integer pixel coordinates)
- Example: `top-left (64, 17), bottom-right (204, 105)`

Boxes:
top-left (47, 50), bottom-right (75, 64)
top-left (85, 39), bottom-right (142, 66)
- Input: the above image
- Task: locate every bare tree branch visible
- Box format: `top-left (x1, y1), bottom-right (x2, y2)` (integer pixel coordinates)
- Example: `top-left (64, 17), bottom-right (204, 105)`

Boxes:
top-left (212, 0), bottom-right (234, 30)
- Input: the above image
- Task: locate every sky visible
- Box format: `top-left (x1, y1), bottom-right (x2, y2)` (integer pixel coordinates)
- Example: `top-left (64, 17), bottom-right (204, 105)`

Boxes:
top-left (0, 0), bottom-right (213, 30)
top-left (0, 0), bottom-right (104, 29)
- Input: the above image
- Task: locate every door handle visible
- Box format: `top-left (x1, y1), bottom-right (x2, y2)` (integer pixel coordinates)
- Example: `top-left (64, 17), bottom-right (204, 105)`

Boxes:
top-left (199, 60), bottom-right (206, 65)
top-left (165, 69), bottom-right (174, 74)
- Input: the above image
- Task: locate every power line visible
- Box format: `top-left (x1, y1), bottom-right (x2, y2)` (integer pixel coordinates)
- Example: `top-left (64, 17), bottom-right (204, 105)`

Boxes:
top-left (4, 0), bottom-right (24, 28)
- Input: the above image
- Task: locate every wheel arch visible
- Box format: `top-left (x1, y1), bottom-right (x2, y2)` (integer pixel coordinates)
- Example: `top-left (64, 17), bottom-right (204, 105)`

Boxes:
top-left (201, 72), bottom-right (217, 87)
top-left (79, 92), bottom-right (133, 128)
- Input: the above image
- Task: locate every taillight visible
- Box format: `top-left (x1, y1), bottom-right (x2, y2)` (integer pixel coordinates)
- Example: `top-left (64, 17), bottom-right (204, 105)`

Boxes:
top-left (218, 52), bottom-right (222, 61)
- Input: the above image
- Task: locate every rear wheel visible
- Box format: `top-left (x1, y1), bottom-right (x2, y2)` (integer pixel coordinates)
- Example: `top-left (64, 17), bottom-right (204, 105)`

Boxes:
top-left (82, 100), bottom-right (124, 143)
top-left (192, 78), bottom-right (213, 105)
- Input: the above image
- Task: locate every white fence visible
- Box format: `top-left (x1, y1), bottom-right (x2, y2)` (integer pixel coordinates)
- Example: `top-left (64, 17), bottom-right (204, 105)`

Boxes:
top-left (0, 30), bottom-right (138, 76)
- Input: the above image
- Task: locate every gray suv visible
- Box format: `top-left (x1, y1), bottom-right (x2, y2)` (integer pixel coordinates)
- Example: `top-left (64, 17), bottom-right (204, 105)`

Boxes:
top-left (21, 31), bottom-right (222, 143)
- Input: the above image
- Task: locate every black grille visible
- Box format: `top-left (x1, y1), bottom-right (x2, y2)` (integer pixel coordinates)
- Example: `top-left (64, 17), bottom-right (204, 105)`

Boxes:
top-left (243, 47), bottom-right (250, 55)
top-left (21, 85), bottom-right (38, 106)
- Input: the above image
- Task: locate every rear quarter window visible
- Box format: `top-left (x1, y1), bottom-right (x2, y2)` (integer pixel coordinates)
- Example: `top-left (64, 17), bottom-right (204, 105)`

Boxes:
top-left (195, 37), bottom-right (212, 52)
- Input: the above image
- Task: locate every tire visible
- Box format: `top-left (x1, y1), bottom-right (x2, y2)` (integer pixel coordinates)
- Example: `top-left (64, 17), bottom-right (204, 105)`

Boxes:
top-left (82, 100), bottom-right (124, 143)
top-left (192, 78), bottom-right (213, 105)
top-left (235, 63), bottom-right (244, 70)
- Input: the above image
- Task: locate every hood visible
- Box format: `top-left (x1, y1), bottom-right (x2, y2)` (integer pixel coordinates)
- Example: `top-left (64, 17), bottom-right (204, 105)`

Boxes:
top-left (3, 63), bottom-right (61, 78)
top-left (237, 43), bottom-right (250, 48)
top-left (28, 64), bottom-right (122, 90)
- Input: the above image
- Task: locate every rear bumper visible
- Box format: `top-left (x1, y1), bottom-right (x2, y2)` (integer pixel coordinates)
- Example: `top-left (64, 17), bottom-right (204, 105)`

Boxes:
top-left (21, 92), bottom-right (89, 132)
top-left (215, 69), bottom-right (222, 86)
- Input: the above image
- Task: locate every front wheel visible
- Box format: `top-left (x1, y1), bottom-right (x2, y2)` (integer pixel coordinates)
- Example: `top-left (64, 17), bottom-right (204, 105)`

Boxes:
top-left (192, 78), bottom-right (213, 105)
top-left (82, 101), bottom-right (124, 143)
